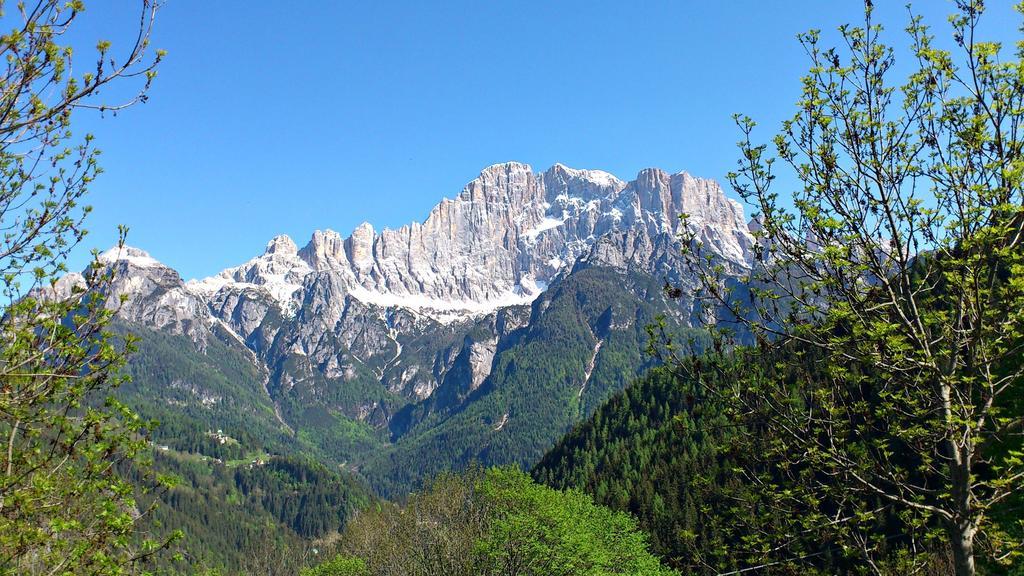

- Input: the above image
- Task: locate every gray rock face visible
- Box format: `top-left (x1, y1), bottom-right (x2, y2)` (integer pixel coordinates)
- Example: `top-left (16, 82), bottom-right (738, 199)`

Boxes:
top-left (97, 247), bottom-right (213, 341)
top-left (305, 162), bottom-right (751, 310)
top-left (89, 162), bottom-right (752, 429)
top-left (37, 271), bottom-right (87, 301)
top-left (185, 162), bottom-right (752, 323)
top-left (467, 337), bottom-right (498, 393)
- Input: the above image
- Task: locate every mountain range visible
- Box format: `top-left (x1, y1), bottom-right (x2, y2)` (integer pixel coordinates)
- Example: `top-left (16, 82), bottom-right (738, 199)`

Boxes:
top-left (68, 161), bottom-right (755, 495)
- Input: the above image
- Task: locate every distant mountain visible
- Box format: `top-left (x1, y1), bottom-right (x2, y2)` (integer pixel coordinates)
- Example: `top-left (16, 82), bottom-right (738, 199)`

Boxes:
top-left (81, 162), bottom-right (755, 495)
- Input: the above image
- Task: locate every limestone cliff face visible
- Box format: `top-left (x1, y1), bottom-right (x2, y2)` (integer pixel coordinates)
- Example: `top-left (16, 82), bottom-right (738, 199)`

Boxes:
top-left (192, 162), bottom-right (751, 319)
top-left (87, 162), bottom-right (754, 426)
top-left (96, 247), bottom-right (213, 341)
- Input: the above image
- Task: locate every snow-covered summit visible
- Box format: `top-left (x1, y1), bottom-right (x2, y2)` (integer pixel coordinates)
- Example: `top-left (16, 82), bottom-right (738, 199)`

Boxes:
top-left (188, 235), bottom-right (313, 313)
top-left (549, 163), bottom-right (624, 190)
top-left (98, 246), bottom-right (163, 268)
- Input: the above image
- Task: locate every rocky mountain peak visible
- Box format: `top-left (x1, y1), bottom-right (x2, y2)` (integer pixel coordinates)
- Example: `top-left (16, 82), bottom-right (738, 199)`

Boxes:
top-left (300, 229), bottom-right (347, 271)
top-left (476, 161), bottom-right (532, 179)
top-left (346, 223), bottom-right (375, 272)
top-left (546, 163), bottom-right (624, 192)
top-left (460, 162), bottom-right (541, 209)
top-left (69, 162), bottom-right (770, 491)
top-left (92, 246), bottom-right (211, 338)
top-left (264, 234), bottom-right (299, 256)
top-left (633, 167), bottom-right (670, 188)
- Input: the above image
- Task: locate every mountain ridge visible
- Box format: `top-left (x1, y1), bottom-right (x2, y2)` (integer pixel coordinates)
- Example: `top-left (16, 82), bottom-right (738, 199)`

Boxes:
top-left (102, 161), bottom-right (753, 325)
top-left (78, 161), bottom-right (755, 494)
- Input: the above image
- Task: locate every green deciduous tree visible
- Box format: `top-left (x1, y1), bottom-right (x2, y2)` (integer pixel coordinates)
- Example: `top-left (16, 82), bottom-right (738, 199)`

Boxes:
top-left (476, 467), bottom-right (674, 576)
top-left (678, 2), bottom-right (1024, 574)
top-left (313, 467), bottom-right (676, 576)
top-left (0, 1), bottom-right (167, 574)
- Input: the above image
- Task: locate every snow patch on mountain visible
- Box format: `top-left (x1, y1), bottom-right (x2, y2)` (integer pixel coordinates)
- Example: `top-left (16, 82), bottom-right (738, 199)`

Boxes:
top-left (346, 275), bottom-right (545, 324)
top-left (188, 234), bottom-right (312, 313)
top-left (524, 216), bottom-right (566, 243)
top-left (551, 163), bottom-right (624, 190)
top-left (99, 246), bottom-right (162, 268)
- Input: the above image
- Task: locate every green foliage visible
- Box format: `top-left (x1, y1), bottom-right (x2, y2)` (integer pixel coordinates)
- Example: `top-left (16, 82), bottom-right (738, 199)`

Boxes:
top-left (0, 2), bottom-right (168, 574)
top-left (300, 556), bottom-right (368, 576)
top-left (234, 455), bottom-right (370, 538)
top-left (477, 467), bottom-right (674, 576)
top-left (312, 466), bottom-right (676, 576)
top-left (675, 3), bottom-right (1024, 573)
top-left (533, 368), bottom-right (736, 571)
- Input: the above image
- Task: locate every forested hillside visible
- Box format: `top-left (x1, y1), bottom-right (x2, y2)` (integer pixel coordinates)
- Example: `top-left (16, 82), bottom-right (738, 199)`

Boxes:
top-left (115, 321), bottom-right (299, 458)
top-left (532, 368), bottom-right (731, 570)
top-left (532, 359), bottom-right (885, 573)
top-left (128, 453), bottom-right (371, 574)
top-left (114, 323), bottom-right (374, 573)
top-left (363, 265), bottom-right (700, 496)
top-left (534, 349), bottom-right (1024, 574)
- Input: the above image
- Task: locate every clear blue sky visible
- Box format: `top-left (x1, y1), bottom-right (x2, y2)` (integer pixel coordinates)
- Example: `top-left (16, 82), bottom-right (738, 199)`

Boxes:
top-left (65, 1), bottom-right (1020, 280)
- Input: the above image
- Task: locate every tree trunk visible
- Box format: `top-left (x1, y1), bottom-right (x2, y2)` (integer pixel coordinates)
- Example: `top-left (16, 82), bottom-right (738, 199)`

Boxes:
top-left (948, 520), bottom-right (976, 576)
top-left (939, 375), bottom-right (975, 576)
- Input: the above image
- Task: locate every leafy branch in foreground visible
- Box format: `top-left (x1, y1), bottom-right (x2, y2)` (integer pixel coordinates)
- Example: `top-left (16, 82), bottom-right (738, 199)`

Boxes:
top-left (0, 2), bottom-right (169, 574)
top-left (674, 2), bottom-right (1024, 575)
